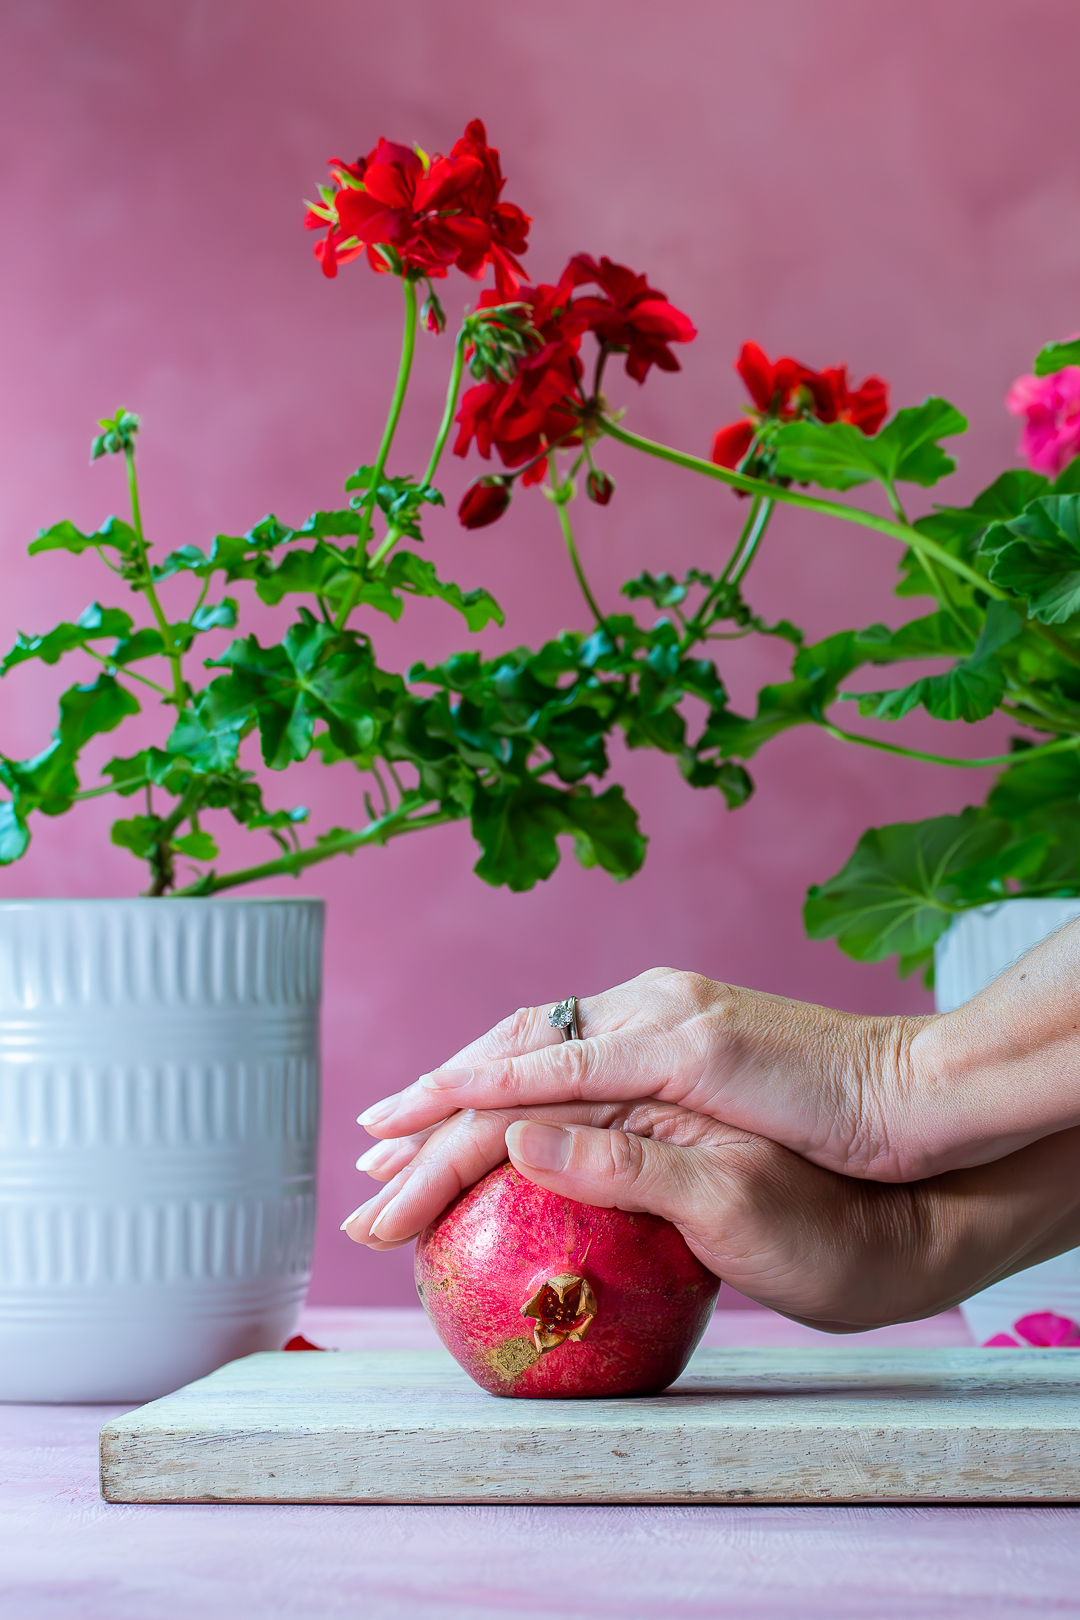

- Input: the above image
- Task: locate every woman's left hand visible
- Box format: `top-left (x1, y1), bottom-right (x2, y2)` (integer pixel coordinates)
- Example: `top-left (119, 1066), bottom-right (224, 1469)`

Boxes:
top-left (342, 1100), bottom-right (1080, 1333)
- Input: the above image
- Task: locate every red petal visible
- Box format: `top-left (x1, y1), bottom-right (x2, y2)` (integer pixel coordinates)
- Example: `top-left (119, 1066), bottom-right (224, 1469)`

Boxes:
top-left (711, 419), bottom-right (754, 468)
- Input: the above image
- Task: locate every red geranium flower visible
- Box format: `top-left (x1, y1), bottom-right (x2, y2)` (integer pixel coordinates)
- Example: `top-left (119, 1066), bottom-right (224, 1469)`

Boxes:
top-left (304, 122), bottom-right (532, 292)
top-left (331, 138), bottom-right (484, 279)
top-left (710, 419), bottom-right (756, 470)
top-left (448, 119), bottom-right (531, 298)
top-left (733, 341), bottom-right (809, 417)
top-left (454, 284), bottom-right (589, 486)
top-left (710, 342), bottom-right (889, 470)
top-left (558, 255), bottom-right (697, 383)
top-left (804, 365), bottom-right (889, 434)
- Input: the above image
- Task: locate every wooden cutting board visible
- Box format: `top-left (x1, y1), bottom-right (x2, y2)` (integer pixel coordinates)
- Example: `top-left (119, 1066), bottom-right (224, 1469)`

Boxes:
top-left (99, 1344), bottom-right (1080, 1504)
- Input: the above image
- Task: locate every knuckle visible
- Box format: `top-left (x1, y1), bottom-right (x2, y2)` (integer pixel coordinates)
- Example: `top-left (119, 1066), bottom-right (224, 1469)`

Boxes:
top-left (491, 1006), bottom-right (536, 1046)
top-left (604, 1128), bottom-right (652, 1203)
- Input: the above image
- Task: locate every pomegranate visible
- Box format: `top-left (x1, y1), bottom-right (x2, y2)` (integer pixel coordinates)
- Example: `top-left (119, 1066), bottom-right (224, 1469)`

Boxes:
top-left (414, 1162), bottom-right (720, 1398)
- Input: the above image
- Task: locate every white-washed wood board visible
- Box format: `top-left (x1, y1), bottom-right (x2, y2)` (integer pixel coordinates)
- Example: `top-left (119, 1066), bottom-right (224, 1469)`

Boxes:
top-left (99, 1345), bottom-right (1080, 1504)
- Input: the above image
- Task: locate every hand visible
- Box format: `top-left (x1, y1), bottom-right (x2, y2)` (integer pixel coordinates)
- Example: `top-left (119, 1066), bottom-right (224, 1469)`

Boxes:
top-left (343, 1099), bottom-right (1080, 1332)
top-left (355, 935), bottom-right (1080, 1182)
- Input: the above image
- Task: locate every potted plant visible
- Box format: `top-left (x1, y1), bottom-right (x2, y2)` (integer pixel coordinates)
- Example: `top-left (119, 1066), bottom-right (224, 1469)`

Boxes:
top-left (0, 120), bottom-right (845, 1400)
top-left (7, 116), bottom-right (1074, 1400)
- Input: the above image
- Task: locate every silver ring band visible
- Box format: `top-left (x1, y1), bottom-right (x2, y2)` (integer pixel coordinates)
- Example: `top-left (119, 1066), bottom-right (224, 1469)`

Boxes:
top-left (548, 997), bottom-right (579, 1042)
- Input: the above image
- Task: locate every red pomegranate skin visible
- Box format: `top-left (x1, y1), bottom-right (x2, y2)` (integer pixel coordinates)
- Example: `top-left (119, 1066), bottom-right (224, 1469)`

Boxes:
top-left (414, 1162), bottom-right (721, 1398)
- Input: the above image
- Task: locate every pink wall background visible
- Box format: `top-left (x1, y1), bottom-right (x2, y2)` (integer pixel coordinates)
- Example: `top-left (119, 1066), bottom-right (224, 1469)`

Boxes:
top-left (2, 0), bottom-right (1079, 1304)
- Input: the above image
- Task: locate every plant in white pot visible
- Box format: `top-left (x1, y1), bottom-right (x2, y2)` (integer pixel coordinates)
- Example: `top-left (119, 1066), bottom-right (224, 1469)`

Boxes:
top-left (0, 121), bottom-right (835, 1399)
top-left (774, 343), bottom-right (1080, 1344)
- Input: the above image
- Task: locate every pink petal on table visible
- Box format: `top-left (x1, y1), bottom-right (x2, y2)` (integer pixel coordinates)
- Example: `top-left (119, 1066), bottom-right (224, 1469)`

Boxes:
top-left (1013, 1312), bottom-right (1080, 1347)
top-left (983, 1333), bottom-right (1022, 1347)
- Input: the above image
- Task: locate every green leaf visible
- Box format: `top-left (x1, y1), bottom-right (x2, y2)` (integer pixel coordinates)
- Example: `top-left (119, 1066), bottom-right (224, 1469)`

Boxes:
top-left (1, 603), bottom-right (134, 674)
top-left (57, 675), bottom-right (141, 752)
top-left (774, 398), bottom-right (967, 492)
top-left (804, 809), bottom-right (1020, 972)
top-left (166, 707), bottom-right (245, 772)
top-left (110, 815), bottom-right (165, 858)
top-left (111, 628), bottom-right (166, 664)
top-left (985, 495), bottom-right (1080, 623)
top-left (151, 545), bottom-right (211, 581)
top-left (849, 602), bottom-right (1021, 723)
top-left (1035, 338), bottom-right (1080, 376)
top-left (383, 552), bottom-right (504, 631)
top-left (253, 546), bottom-right (348, 607)
top-left (470, 780), bottom-right (644, 891)
top-left (190, 599), bottom-right (238, 633)
top-left (29, 516), bottom-right (138, 557)
top-left (622, 571), bottom-right (688, 609)
top-left (852, 660), bottom-right (1004, 723)
top-left (562, 785), bottom-right (646, 880)
top-left (0, 803), bottom-right (30, 863)
top-left (172, 829), bottom-right (219, 860)
top-left (680, 755), bottom-right (754, 806)
top-left (204, 612), bottom-right (404, 769)
top-left (988, 745), bottom-right (1080, 820)
top-left (294, 509), bottom-right (368, 540)
top-left (852, 611), bottom-right (977, 663)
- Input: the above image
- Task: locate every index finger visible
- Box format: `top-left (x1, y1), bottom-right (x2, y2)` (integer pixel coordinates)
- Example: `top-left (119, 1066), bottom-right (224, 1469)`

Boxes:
top-left (359, 1022), bottom-right (706, 1138)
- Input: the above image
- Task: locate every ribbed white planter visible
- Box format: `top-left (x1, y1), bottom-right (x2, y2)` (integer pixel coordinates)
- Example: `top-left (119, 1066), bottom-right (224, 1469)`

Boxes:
top-left (934, 897), bottom-right (1080, 1345)
top-left (0, 897), bottom-right (322, 1402)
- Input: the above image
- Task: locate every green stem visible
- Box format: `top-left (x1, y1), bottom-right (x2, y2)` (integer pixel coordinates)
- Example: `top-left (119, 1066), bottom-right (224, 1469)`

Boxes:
top-left (553, 490), bottom-right (604, 626)
top-left (124, 444), bottom-right (186, 707)
top-left (82, 646), bottom-right (171, 696)
top-left (422, 324), bottom-right (468, 489)
top-left (598, 418), bottom-right (1002, 599)
top-left (730, 497), bottom-right (775, 586)
top-left (716, 495), bottom-right (762, 587)
top-left (335, 276), bottom-right (419, 625)
top-left (818, 720), bottom-right (1079, 769)
top-left (172, 807), bottom-right (455, 895)
top-left (72, 776), bottom-right (149, 802)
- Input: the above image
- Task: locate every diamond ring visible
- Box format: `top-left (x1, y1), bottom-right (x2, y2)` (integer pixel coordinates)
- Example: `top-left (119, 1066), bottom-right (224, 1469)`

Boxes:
top-left (548, 997), bottom-right (579, 1042)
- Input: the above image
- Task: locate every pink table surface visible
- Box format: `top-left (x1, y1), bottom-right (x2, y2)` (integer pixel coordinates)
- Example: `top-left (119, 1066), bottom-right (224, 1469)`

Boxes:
top-left (3, 1306), bottom-right (1080, 1620)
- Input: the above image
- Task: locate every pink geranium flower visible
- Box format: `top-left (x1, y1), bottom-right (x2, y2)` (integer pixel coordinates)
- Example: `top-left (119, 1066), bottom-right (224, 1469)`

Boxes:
top-left (1006, 366), bottom-right (1080, 477)
top-left (984, 1311), bottom-right (1080, 1348)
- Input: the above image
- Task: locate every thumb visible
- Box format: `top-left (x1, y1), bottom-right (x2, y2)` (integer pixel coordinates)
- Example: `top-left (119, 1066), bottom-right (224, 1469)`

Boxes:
top-left (504, 1118), bottom-right (714, 1229)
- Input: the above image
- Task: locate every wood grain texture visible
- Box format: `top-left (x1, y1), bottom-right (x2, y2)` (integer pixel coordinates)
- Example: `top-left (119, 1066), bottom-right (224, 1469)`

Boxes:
top-left (99, 1345), bottom-right (1080, 1504)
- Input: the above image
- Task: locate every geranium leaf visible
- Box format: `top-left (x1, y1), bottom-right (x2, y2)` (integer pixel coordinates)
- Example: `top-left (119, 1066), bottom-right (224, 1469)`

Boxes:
top-left (803, 810), bottom-right (1022, 974)
top-left (1034, 338), bottom-right (1080, 376)
top-left (383, 552), bottom-right (504, 630)
top-left (1, 603), bottom-right (134, 673)
top-left (774, 398), bottom-right (967, 491)
top-left (984, 494), bottom-right (1080, 623)
top-left (29, 516), bottom-right (139, 557)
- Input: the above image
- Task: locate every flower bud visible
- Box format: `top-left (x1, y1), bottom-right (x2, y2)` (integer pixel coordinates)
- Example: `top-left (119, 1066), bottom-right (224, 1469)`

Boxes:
top-left (586, 468), bottom-right (615, 505)
top-left (459, 477), bottom-right (512, 530)
top-left (422, 290), bottom-right (447, 335)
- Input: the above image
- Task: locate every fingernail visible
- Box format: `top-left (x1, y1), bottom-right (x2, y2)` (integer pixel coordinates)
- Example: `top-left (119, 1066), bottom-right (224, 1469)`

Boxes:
top-left (357, 1144), bottom-right (391, 1173)
top-left (358, 1094), bottom-right (401, 1128)
top-left (418, 1067), bottom-right (473, 1091)
top-left (339, 1204), bottom-right (369, 1231)
top-left (507, 1121), bottom-right (572, 1172)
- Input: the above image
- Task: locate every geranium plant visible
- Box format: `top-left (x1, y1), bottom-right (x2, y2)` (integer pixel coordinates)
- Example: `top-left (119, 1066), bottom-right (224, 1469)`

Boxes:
top-left (5, 118), bottom-right (1080, 981)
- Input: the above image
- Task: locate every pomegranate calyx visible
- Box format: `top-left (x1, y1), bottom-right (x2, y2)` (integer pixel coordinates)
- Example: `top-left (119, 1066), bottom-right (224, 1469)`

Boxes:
top-left (520, 1273), bottom-right (597, 1354)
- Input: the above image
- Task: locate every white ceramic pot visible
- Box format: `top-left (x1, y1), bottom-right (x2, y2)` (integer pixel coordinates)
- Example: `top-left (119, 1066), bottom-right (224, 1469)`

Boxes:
top-left (934, 897), bottom-right (1080, 1345)
top-left (0, 897), bottom-right (322, 1402)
